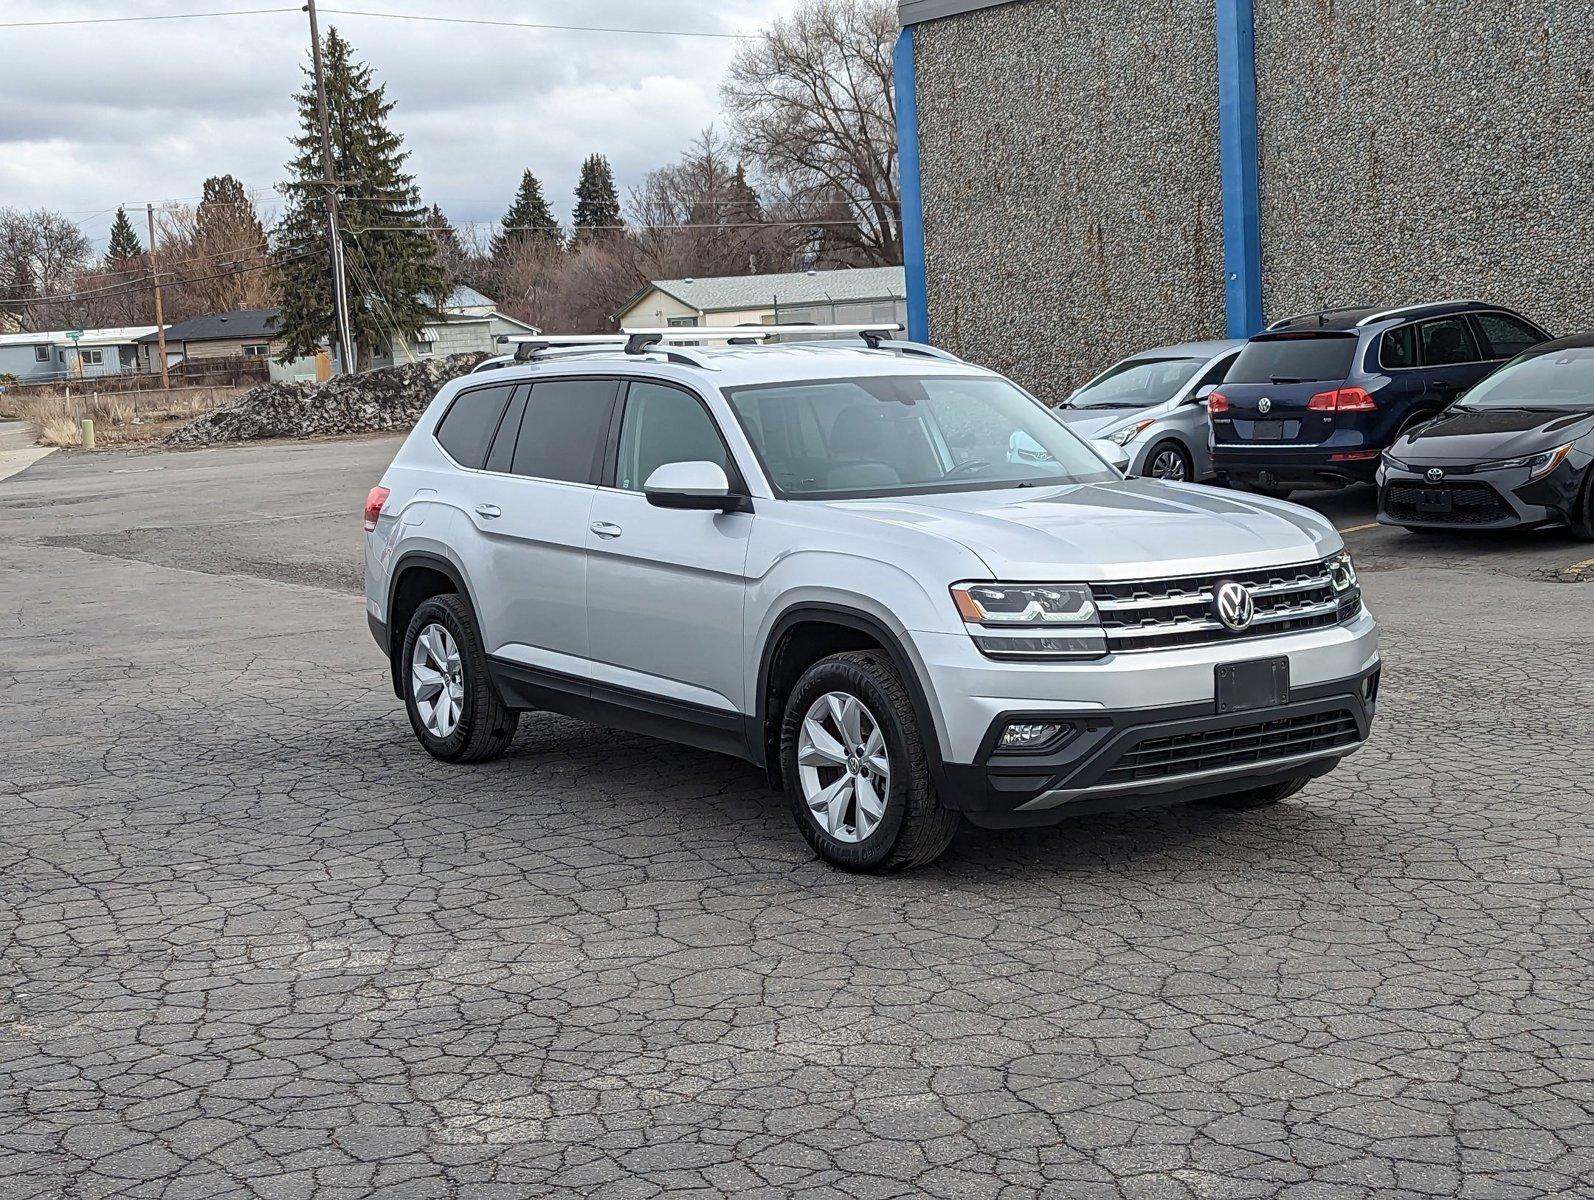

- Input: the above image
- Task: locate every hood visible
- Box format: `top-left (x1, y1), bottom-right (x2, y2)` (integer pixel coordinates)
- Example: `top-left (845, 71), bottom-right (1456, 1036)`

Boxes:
top-left (828, 479), bottom-right (1338, 580)
top-left (1398, 406), bottom-right (1594, 463)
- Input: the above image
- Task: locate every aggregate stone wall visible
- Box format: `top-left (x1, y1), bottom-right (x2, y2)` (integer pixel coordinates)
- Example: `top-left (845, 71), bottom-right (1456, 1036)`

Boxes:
top-left (914, 0), bottom-right (1225, 401)
top-left (1255, 0), bottom-right (1593, 334)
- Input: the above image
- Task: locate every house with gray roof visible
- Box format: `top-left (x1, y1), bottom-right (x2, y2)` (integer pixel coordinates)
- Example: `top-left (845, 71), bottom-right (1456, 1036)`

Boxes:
top-left (617, 267), bottom-right (906, 331)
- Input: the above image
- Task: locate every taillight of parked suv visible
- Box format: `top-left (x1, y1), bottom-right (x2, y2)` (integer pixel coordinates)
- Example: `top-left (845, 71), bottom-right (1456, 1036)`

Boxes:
top-left (363, 486), bottom-right (389, 532)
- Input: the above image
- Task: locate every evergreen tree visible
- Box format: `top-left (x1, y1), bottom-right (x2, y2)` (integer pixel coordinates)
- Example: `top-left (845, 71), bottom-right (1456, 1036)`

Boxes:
top-left (425, 204), bottom-right (465, 261)
top-left (271, 27), bottom-right (443, 366)
top-left (492, 170), bottom-right (561, 258)
top-left (572, 154), bottom-right (623, 242)
top-left (196, 174), bottom-right (266, 249)
top-left (106, 206), bottom-right (142, 262)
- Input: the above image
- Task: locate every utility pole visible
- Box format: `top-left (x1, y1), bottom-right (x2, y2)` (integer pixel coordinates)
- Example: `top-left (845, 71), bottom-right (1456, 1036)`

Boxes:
top-left (146, 203), bottom-right (171, 391)
top-left (305, 0), bottom-right (357, 374)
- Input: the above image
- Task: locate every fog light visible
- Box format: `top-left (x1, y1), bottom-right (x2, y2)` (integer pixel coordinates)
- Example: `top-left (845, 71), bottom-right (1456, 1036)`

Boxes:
top-left (999, 722), bottom-right (1068, 751)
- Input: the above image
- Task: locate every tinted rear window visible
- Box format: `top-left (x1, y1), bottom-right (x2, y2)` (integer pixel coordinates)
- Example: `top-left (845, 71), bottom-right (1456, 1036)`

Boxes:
top-left (435, 384), bottom-right (514, 468)
top-left (509, 378), bottom-right (616, 483)
top-left (1227, 335), bottom-right (1358, 384)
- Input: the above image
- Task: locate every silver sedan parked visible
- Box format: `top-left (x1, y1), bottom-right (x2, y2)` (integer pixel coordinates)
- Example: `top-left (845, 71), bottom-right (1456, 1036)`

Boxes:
top-left (1056, 339), bottom-right (1243, 481)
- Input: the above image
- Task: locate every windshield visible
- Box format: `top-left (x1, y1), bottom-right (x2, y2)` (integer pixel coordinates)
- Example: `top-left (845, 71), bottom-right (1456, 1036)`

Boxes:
top-left (1070, 356), bottom-right (1205, 408)
top-left (722, 374), bottom-right (1119, 499)
top-left (1227, 334), bottom-right (1357, 384)
top-left (1458, 345), bottom-right (1594, 410)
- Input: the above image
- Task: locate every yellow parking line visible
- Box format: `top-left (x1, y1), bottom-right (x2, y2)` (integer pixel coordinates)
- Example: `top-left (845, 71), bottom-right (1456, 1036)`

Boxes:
top-left (1337, 522), bottom-right (1379, 534)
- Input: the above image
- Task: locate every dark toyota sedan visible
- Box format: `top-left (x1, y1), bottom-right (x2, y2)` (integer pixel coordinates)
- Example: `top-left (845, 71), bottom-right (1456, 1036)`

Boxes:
top-left (1377, 333), bottom-right (1594, 537)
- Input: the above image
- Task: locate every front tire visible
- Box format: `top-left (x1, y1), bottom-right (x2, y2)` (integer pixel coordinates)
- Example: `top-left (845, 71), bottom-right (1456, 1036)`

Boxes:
top-left (401, 594), bottom-right (518, 763)
top-left (1568, 469), bottom-right (1594, 541)
top-left (1145, 439), bottom-right (1193, 482)
top-left (780, 651), bottom-right (959, 872)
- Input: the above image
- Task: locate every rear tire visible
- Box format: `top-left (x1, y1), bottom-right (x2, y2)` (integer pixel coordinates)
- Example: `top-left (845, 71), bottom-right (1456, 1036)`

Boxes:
top-left (780, 651), bottom-right (959, 872)
top-left (401, 594), bottom-right (518, 763)
top-left (1202, 775), bottom-right (1310, 810)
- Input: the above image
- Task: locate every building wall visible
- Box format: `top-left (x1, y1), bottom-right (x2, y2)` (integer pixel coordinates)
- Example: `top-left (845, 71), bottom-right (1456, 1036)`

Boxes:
top-left (912, 0), bottom-right (1593, 395)
top-left (618, 288), bottom-right (702, 327)
top-left (1254, 0), bottom-right (1592, 334)
top-left (914, 0), bottom-right (1225, 401)
top-left (184, 337), bottom-right (278, 361)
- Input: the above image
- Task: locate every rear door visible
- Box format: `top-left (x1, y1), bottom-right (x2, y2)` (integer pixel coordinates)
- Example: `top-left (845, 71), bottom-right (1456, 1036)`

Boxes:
top-left (1416, 315), bottom-right (1487, 408)
top-left (466, 376), bottom-right (618, 672)
top-left (1212, 333), bottom-right (1358, 446)
top-left (585, 379), bottom-right (753, 717)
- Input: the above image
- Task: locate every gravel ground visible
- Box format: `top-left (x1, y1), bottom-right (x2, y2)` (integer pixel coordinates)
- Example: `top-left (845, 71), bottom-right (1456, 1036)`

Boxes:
top-left (1, 439), bottom-right (1591, 1199)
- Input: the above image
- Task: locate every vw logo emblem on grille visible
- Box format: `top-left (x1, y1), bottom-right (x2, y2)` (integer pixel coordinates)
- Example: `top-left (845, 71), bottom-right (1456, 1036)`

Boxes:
top-left (1213, 580), bottom-right (1255, 632)
top-left (1425, 467), bottom-right (1445, 483)
top-left (1258, 397), bottom-right (1273, 414)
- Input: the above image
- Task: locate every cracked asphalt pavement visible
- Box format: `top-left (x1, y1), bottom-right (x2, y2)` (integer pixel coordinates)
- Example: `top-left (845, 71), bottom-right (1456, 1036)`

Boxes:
top-left (2, 433), bottom-right (1592, 1199)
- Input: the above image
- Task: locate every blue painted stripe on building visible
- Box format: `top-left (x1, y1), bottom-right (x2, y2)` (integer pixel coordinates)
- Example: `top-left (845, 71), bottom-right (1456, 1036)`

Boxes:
top-left (1216, 0), bottom-right (1263, 337)
top-left (893, 27), bottom-right (930, 343)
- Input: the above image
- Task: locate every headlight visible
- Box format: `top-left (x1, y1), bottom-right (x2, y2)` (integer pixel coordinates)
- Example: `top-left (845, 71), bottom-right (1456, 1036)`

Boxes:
top-left (1475, 443), bottom-right (1572, 480)
top-left (951, 582), bottom-right (1106, 659)
top-left (1326, 549), bottom-right (1358, 593)
top-left (1382, 449), bottom-right (1412, 471)
top-left (1108, 419), bottom-right (1155, 446)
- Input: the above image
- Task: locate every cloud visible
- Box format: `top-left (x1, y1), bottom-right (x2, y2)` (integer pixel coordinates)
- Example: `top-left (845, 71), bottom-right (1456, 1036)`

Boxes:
top-left (2, 0), bottom-right (802, 247)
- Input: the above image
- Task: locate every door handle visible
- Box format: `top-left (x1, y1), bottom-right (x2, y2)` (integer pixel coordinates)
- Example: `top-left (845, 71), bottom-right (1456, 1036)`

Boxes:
top-left (590, 521), bottom-right (623, 539)
top-left (474, 503), bottom-right (501, 519)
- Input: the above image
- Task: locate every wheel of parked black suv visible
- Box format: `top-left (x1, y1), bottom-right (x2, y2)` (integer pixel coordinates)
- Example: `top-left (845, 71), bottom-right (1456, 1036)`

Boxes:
top-left (401, 594), bottom-right (519, 763)
top-left (1569, 467), bottom-right (1594, 541)
top-left (1202, 775), bottom-right (1310, 810)
top-left (780, 650), bottom-right (959, 872)
top-left (1145, 439), bottom-right (1193, 482)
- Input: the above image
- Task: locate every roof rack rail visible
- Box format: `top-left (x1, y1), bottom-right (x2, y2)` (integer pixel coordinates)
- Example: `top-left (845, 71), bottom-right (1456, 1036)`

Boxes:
top-left (1354, 299), bottom-right (1493, 327)
top-left (501, 323), bottom-right (906, 358)
top-left (1265, 305), bottom-right (1371, 331)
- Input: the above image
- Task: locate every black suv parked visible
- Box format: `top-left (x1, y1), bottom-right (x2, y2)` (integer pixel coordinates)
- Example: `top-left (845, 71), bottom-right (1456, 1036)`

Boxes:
top-left (1210, 301), bottom-right (1552, 495)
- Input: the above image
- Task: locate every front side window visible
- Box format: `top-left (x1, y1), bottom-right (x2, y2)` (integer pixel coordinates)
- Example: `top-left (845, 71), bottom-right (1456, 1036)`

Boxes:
top-left (724, 374), bottom-right (1118, 499)
top-left (1457, 345), bottom-right (1594, 410)
top-left (508, 378), bottom-right (615, 484)
top-left (615, 381), bottom-right (729, 491)
top-left (435, 383), bottom-right (514, 469)
top-left (1418, 317), bottom-right (1480, 366)
top-left (1227, 334), bottom-right (1357, 384)
top-left (1474, 313), bottom-right (1544, 360)
top-left (1069, 357), bottom-right (1206, 408)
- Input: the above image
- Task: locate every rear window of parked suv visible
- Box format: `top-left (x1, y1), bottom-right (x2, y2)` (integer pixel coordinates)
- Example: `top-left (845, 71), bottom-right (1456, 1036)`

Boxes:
top-left (1226, 334), bottom-right (1357, 384)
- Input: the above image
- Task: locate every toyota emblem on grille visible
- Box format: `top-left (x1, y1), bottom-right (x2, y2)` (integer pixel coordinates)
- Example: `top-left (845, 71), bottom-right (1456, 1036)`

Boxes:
top-left (1258, 397), bottom-right (1273, 414)
top-left (1425, 467), bottom-right (1445, 483)
top-left (1213, 580), bottom-right (1255, 632)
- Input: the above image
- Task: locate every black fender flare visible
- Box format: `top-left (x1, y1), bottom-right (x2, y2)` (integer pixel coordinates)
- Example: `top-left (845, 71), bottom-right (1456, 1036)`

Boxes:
top-left (754, 602), bottom-right (950, 797)
top-left (384, 551), bottom-right (476, 697)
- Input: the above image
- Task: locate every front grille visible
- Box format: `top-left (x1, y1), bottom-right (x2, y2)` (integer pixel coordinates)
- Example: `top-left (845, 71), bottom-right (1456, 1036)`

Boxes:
top-left (1101, 709), bottom-right (1361, 786)
top-left (1382, 482), bottom-right (1512, 525)
top-left (1091, 559), bottom-right (1356, 652)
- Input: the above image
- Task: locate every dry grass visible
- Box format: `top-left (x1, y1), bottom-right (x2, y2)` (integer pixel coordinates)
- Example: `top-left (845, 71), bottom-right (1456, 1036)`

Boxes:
top-left (7, 384), bottom-right (244, 448)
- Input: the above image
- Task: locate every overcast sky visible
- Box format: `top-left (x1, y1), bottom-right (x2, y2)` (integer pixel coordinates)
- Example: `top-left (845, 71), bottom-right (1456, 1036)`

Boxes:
top-left (2, 0), bottom-right (803, 252)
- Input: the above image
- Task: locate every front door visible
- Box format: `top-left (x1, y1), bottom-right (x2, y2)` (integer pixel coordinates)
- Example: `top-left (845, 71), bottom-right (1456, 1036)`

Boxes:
top-left (585, 379), bottom-right (753, 716)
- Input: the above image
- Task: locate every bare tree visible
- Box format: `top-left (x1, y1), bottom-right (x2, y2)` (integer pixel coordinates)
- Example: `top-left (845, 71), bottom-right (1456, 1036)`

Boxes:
top-left (542, 241), bottom-right (647, 333)
top-left (722, 0), bottom-right (900, 267)
top-left (629, 128), bottom-right (793, 279)
top-left (0, 208), bottom-right (93, 327)
top-left (156, 177), bottom-right (275, 320)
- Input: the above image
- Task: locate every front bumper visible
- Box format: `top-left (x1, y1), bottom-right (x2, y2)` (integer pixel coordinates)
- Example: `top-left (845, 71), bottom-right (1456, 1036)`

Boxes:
top-left (938, 666), bottom-right (1379, 828)
top-left (1375, 461), bottom-right (1576, 530)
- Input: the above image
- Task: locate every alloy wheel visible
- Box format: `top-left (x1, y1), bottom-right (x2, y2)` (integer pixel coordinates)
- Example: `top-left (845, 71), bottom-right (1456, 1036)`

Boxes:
top-left (796, 691), bottom-right (890, 843)
top-left (1150, 447), bottom-right (1188, 481)
top-left (411, 623), bottom-right (465, 738)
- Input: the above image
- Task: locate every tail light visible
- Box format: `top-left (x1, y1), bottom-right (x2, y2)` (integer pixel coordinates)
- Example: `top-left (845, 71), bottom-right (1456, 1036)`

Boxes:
top-left (1306, 386), bottom-right (1376, 412)
top-left (363, 485), bottom-right (390, 532)
top-left (1207, 391), bottom-right (1229, 414)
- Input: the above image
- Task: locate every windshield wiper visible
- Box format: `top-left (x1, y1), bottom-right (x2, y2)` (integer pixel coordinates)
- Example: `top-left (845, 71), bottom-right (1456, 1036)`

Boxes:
top-left (1075, 400), bottom-right (1146, 409)
top-left (1269, 376), bottom-right (1307, 384)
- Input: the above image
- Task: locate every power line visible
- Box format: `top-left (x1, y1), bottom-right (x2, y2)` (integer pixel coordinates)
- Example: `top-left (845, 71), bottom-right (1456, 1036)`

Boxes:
top-left (6, 252), bottom-right (305, 306)
top-left (0, 5), bottom-right (749, 38)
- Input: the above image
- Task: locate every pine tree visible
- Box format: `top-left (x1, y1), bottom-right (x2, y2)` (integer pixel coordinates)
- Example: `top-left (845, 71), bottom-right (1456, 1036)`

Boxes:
top-left (196, 174), bottom-right (266, 249)
top-left (271, 27), bottom-right (444, 365)
top-left (106, 206), bottom-right (142, 262)
top-left (492, 170), bottom-right (561, 258)
top-left (572, 154), bottom-right (623, 242)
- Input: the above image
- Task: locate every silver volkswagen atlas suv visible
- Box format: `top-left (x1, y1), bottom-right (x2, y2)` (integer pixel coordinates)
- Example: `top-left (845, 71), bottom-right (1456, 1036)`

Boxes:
top-left (363, 332), bottom-right (1379, 872)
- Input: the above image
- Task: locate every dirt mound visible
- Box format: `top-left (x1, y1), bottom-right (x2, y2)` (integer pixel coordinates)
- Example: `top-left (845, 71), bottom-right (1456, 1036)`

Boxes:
top-left (162, 353), bottom-right (488, 447)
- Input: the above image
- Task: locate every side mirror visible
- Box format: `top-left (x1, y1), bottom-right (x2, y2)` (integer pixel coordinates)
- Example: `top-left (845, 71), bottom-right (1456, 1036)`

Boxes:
top-left (1091, 440), bottom-right (1132, 474)
top-left (1193, 384), bottom-right (1218, 405)
top-left (643, 461), bottom-right (748, 512)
